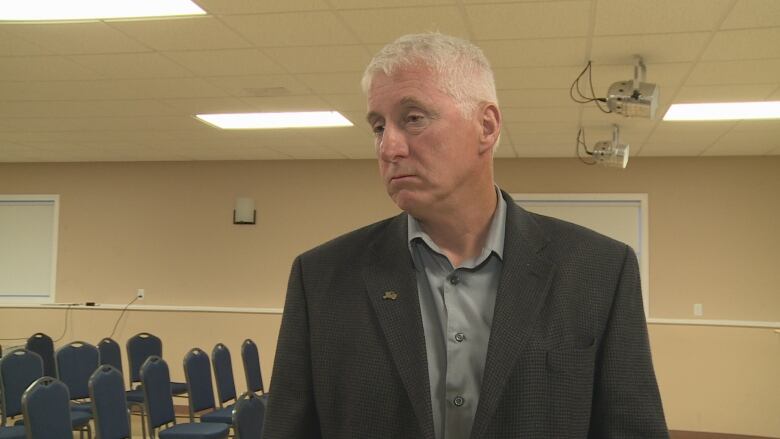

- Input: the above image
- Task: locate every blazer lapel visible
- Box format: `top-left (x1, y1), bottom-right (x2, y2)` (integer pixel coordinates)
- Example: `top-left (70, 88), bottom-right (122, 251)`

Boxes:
top-left (470, 194), bottom-right (556, 439)
top-left (362, 214), bottom-right (436, 439)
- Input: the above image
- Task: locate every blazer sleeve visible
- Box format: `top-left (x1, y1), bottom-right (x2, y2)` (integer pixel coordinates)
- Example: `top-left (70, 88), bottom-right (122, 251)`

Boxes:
top-left (263, 256), bottom-right (322, 439)
top-left (588, 245), bottom-right (670, 438)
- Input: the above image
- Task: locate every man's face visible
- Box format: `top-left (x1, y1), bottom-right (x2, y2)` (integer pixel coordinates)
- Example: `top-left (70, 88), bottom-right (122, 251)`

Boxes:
top-left (366, 65), bottom-right (487, 217)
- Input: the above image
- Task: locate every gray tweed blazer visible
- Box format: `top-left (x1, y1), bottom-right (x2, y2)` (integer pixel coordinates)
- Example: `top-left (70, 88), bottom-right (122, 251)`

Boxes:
top-left (263, 191), bottom-right (669, 439)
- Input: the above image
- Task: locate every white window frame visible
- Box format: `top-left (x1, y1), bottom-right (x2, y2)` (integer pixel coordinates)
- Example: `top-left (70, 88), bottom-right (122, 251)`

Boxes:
top-left (0, 194), bottom-right (59, 304)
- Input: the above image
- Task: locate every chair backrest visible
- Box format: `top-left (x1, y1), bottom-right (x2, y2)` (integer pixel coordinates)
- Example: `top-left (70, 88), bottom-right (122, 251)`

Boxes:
top-left (98, 337), bottom-right (123, 373)
top-left (0, 349), bottom-right (43, 423)
top-left (21, 376), bottom-right (73, 439)
top-left (25, 332), bottom-right (56, 378)
top-left (241, 339), bottom-right (264, 394)
top-left (140, 355), bottom-right (176, 430)
top-left (89, 365), bottom-right (131, 439)
top-left (127, 332), bottom-right (162, 385)
top-left (211, 343), bottom-right (236, 406)
top-left (55, 340), bottom-right (100, 400)
top-left (233, 391), bottom-right (265, 439)
top-left (183, 348), bottom-right (217, 419)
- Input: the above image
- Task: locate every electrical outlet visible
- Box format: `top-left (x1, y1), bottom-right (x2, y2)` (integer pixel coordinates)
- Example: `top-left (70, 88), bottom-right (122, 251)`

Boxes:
top-left (137, 289), bottom-right (145, 300)
top-left (693, 303), bottom-right (703, 316)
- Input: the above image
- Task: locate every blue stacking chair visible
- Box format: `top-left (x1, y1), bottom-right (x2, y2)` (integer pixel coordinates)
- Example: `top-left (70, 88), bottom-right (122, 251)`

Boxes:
top-left (127, 333), bottom-right (188, 397)
top-left (21, 377), bottom-right (73, 439)
top-left (89, 365), bottom-right (131, 439)
top-left (183, 348), bottom-right (233, 425)
top-left (240, 339), bottom-right (269, 403)
top-left (25, 333), bottom-right (56, 379)
top-left (0, 349), bottom-right (38, 439)
top-left (98, 337), bottom-right (147, 438)
top-left (140, 356), bottom-right (230, 439)
top-left (232, 392), bottom-right (265, 439)
top-left (55, 341), bottom-right (99, 413)
top-left (211, 344), bottom-right (237, 410)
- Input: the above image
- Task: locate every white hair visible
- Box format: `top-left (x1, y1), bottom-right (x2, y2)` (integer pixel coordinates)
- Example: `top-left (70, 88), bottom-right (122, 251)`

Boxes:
top-left (361, 32), bottom-right (498, 118)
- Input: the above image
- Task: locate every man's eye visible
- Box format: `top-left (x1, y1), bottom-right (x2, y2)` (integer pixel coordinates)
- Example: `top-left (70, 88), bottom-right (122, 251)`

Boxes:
top-left (372, 125), bottom-right (384, 135)
top-left (407, 114), bottom-right (425, 124)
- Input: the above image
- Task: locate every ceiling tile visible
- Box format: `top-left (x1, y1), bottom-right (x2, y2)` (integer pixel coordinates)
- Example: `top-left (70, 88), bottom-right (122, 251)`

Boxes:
top-left (321, 94), bottom-right (367, 112)
top-left (68, 53), bottom-right (193, 79)
top-left (338, 6), bottom-right (469, 44)
top-left (672, 84), bottom-right (778, 103)
top-left (263, 45), bottom-right (372, 73)
top-left (296, 72), bottom-right (363, 94)
top-left (499, 89), bottom-right (573, 108)
top-left (0, 28), bottom-right (51, 55)
top-left (108, 16), bottom-right (251, 51)
top-left (636, 142), bottom-right (709, 156)
top-left (241, 95), bottom-right (334, 111)
top-left (591, 33), bottom-right (711, 64)
top-left (330, 0), bottom-right (454, 8)
top-left (466, 1), bottom-right (590, 39)
top-left (589, 62), bottom-right (692, 88)
top-left (594, 0), bottom-right (733, 35)
top-left (194, 0), bottom-right (330, 14)
top-left (0, 56), bottom-right (102, 81)
top-left (159, 97), bottom-right (257, 114)
top-left (222, 11), bottom-right (358, 46)
top-left (478, 38), bottom-right (587, 68)
top-left (505, 122), bottom-right (580, 136)
top-left (0, 22), bottom-right (150, 55)
top-left (721, 0), bottom-right (780, 29)
top-left (701, 28), bottom-right (780, 61)
top-left (501, 107), bottom-right (580, 123)
top-left (0, 116), bottom-right (204, 133)
top-left (702, 128), bottom-right (779, 156)
top-left (645, 121), bottom-right (736, 145)
top-left (0, 100), bottom-right (179, 118)
top-left (164, 49), bottom-right (285, 76)
top-left (686, 59), bottom-right (780, 85)
top-left (0, 78), bottom-right (227, 101)
top-left (494, 66), bottom-right (583, 89)
top-left (204, 75), bottom-right (311, 97)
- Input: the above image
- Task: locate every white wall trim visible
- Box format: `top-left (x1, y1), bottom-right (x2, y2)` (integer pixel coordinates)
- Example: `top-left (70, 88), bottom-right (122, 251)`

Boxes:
top-left (647, 317), bottom-right (780, 329)
top-left (2, 304), bottom-right (777, 328)
top-left (0, 303), bottom-right (283, 315)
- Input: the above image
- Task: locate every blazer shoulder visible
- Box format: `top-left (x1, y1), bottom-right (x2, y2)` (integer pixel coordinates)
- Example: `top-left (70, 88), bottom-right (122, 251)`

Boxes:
top-left (298, 214), bottom-right (401, 265)
top-left (526, 210), bottom-right (629, 259)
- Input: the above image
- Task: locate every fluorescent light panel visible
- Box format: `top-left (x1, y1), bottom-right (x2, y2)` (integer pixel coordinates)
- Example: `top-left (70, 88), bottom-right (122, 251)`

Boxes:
top-left (196, 112), bottom-right (354, 129)
top-left (664, 101), bottom-right (780, 121)
top-left (0, 0), bottom-right (205, 21)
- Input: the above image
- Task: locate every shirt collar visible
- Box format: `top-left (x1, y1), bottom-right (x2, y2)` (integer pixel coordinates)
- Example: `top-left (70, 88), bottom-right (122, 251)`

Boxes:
top-left (407, 186), bottom-right (506, 267)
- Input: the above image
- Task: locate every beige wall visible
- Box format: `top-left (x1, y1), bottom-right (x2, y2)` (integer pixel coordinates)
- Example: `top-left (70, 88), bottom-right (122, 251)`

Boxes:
top-left (1, 157), bottom-right (778, 436)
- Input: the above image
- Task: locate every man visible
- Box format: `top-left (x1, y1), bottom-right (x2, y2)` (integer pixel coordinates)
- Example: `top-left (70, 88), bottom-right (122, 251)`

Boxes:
top-left (263, 33), bottom-right (668, 439)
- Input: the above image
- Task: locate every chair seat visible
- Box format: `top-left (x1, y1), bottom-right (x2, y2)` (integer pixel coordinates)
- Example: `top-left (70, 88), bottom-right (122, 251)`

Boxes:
top-left (158, 422), bottom-right (230, 439)
top-left (171, 381), bottom-right (188, 396)
top-left (71, 402), bottom-right (93, 413)
top-left (0, 426), bottom-right (25, 439)
top-left (71, 409), bottom-right (92, 428)
top-left (200, 407), bottom-right (233, 424)
top-left (126, 388), bottom-right (145, 403)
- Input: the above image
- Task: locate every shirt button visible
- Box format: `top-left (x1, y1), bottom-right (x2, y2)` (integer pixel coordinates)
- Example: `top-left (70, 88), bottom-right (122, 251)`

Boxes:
top-left (454, 332), bottom-right (465, 342)
top-left (449, 275), bottom-right (459, 285)
top-left (453, 396), bottom-right (465, 407)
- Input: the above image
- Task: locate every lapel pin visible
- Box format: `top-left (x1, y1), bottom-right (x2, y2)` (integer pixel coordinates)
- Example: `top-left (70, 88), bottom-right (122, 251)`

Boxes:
top-left (382, 291), bottom-right (398, 301)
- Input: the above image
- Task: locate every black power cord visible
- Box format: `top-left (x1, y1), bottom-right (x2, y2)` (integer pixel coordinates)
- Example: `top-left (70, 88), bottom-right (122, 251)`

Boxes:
top-left (570, 61), bottom-right (612, 114)
top-left (575, 127), bottom-right (597, 166)
top-left (108, 296), bottom-right (139, 339)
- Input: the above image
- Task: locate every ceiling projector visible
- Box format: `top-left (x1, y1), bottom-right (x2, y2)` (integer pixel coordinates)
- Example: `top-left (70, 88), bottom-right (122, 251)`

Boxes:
top-left (606, 56), bottom-right (659, 119)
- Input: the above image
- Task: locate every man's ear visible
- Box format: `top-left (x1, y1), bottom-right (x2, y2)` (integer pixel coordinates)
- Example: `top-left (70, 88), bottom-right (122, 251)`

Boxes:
top-left (478, 103), bottom-right (501, 155)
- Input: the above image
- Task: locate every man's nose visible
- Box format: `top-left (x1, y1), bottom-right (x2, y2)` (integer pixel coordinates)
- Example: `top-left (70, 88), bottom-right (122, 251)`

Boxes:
top-left (378, 124), bottom-right (409, 162)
